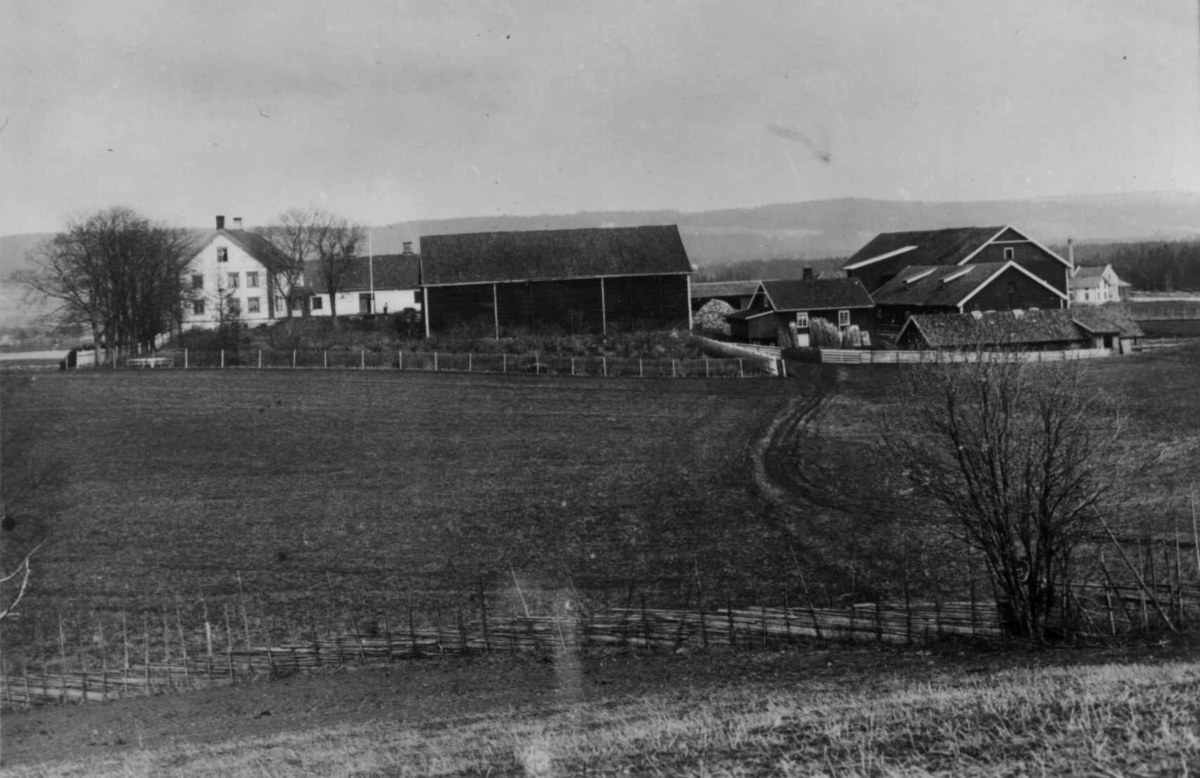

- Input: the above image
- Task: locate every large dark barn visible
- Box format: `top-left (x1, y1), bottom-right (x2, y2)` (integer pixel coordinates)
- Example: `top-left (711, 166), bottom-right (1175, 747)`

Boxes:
top-left (419, 226), bottom-right (694, 336)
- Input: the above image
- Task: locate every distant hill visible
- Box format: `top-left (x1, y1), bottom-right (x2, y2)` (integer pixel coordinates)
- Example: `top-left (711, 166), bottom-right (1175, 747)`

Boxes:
top-left (6, 192), bottom-right (1200, 328)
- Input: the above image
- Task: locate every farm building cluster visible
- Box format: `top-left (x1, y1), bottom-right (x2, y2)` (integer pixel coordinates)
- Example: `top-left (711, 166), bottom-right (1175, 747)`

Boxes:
top-left (181, 216), bottom-right (1139, 353)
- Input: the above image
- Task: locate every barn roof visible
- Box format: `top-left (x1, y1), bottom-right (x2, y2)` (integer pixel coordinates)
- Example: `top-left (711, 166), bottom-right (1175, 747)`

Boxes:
top-left (304, 253), bottom-right (421, 294)
top-left (842, 226), bottom-right (1003, 270)
top-left (419, 225), bottom-right (692, 286)
top-left (759, 278), bottom-right (874, 311)
top-left (872, 262), bottom-right (1067, 309)
top-left (690, 280), bottom-right (761, 299)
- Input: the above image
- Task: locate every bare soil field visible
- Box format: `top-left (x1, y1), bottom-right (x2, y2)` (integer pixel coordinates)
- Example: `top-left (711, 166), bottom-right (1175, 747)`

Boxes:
top-left (4, 345), bottom-right (1200, 774)
top-left (1, 369), bottom-right (825, 647)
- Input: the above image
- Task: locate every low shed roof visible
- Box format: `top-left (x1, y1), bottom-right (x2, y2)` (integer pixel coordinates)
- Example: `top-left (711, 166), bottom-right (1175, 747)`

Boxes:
top-left (900, 306), bottom-right (1142, 348)
top-left (690, 280), bottom-right (761, 300)
top-left (304, 254), bottom-right (421, 294)
top-left (420, 225), bottom-right (692, 286)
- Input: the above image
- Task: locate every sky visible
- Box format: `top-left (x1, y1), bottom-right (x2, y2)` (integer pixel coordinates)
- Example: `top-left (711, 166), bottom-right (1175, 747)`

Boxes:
top-left (2, 0), bottom-right (1199, 234)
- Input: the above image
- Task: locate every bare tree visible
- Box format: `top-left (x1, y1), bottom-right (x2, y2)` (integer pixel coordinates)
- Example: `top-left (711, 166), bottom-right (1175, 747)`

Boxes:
top-left (884, 345), bottom-right (1127, 640)
top-left (310, 212), bottom-right (364, 325)
top-left (260, 208), bottom-right (317, 318)
top-left (14, 207), bottom-right (194, 351)
top-left (261, 209), bottom-right (364, 324)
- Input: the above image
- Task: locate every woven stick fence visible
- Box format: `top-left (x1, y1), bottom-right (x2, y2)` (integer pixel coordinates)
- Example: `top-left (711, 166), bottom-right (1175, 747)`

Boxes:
top-left (0, 599), bottom-right (999, 708)
top-left (5, 582), bottom-right (1200, 709)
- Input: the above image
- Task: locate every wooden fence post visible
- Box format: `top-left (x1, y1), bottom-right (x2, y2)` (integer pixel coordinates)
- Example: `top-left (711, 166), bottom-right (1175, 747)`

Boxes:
top-left (224, 604), bottom-right (235, 683)
top-left (603, 357), bottom-right (607, 377)
top-left (479, 578), bottom-right (491, 653)
top-left (220, 350), bottom-right (225, 369)
top-left (398, 350), bottom-right (403, 370)
top-left (738, 358), bottom-right (743, 378)
top-left (176, 607), bottom-right (191, 689)
top-left (184, 348), bottom-right (188, 369)
top-left (434, 352), bottom-right (439, 372)
top-left (258, 350), bottom-right (262, 369)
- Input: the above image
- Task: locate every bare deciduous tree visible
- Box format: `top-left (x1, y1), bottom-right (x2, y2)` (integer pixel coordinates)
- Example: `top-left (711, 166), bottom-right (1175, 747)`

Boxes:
top-left (884, 345), bottom-right (1127, 640)
top-left (261, 209), bottom-right (364, 324)
top-left (14, 207), bottom-right (194, 350)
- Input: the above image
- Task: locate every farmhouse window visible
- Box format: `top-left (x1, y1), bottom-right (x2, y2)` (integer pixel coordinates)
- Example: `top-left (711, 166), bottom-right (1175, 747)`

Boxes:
top-left (217, 247), bottom-right (228, 262)
top-left (276, 297), bottom-right (285, 312)
top-left (227, 298), bottom-right (241, 314)
top-left (795, 311), bottom-right (809, 328)
top-left (312, 297), bottom-right (324, 310)
top-left (191, 274), bottom-right (204, 290)
top-left (228, 273), bottom-right (240, 288)
top-left (838, 310), bottom-right (851, 327)
top-left (247, 297), bottom-right (261, 313)
top-left (192, 299), bottom-right (205, 315)
top-left (247, 271), bottom-right (259, 288)
top-left (1003, 247), bottom-right (1015, 260)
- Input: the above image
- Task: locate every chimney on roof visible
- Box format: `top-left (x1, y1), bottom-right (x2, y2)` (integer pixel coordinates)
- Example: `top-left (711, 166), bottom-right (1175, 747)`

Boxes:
top-left (1067, 238), bottom-right (1075, 269)
top-left (216, 215), bottom-right (225, 230)
top-left (802, 267), bottom-right (813, 280)
top-left (233, 217), bottom-right (243, 230)
top-left (402, 241), bottom-right (414, 256)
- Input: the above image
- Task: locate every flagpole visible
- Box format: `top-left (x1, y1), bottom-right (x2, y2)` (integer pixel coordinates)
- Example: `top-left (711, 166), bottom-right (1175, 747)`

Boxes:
top-left (368, 230), bottom-right (375, 314)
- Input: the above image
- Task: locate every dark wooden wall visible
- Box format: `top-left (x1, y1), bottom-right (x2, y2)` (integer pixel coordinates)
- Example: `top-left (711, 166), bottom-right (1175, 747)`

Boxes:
top-left (962, 266), bottom-right (1064, 312)
top-left (426, 275), bottom-right (691, 334)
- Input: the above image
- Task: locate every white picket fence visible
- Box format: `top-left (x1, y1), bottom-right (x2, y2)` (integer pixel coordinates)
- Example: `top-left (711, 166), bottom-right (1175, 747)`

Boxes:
top-left (821, 347), bottom-right (1113, 365)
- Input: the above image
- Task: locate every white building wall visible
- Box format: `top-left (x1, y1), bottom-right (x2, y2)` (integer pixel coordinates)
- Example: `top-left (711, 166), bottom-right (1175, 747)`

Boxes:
top-left (309, 288), bottom-right (421, 317)
top-left (182, 235), bottom-right (284, 329)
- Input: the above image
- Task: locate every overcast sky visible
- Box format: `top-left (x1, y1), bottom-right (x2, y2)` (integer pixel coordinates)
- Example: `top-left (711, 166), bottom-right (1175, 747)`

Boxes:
top-left (2, 1), bottom-right (1198, 234)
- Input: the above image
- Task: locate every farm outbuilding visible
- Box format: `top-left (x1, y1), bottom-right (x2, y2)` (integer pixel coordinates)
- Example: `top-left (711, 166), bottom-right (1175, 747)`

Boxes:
top-left (303, 247), bottom-right (421, 318)
top-left (725, 277), bottom-right (875, 347)
top-left (418, 226), bottom-right (694, 336)
top-left (897, 307), bottom-right (1143, 353)
top-left (871, 260), bottom-right (1068, 336)
top-left (690, 280), bottom-right (760, 312)
top-left (842, 225), bottom-right (1073, 296)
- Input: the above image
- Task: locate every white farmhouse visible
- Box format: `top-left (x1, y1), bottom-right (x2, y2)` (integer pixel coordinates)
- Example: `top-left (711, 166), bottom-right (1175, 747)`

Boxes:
top-left (1068, 264), bottom-right (1130, 306)
top-left (182, 216), bottom-right (295, 329)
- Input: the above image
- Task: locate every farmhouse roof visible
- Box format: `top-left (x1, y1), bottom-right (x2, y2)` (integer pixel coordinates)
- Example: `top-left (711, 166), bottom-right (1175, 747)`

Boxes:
top-left (304, 254), bottom-right (421, 294)
top-left (690, 280), bottom-right (761, 300)
top-left (419, 225), bottom-right (693, 286)
top-left (872, 262), bottom-right (1067, 309)
top-left (758, 278), bottom-right (875, 311)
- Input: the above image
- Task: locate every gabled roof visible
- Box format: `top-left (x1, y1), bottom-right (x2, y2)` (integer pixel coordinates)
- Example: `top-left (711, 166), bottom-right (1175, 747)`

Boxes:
top-left (842, 225), bottom-right (1071, 271)
top-left (420, 225), bottom-right (692, 286)
top-left (690, 280), bottom-right (761, 300)
top-left (198, 229), bottom-right (292, 275)
top-left (872, 261), bottom-right (1067, 309)
top-left (1070, 306), bottom-right (1143, 338)
top-left (899, 306), bottom-right (1143, 349)
top-left (900, 309), bottom-right (1087, 349)
top-left (304, 254), bottom-right (421, 294)
top-left (842, 227), bottom-right (1003, 270)
top-left (758, 278), bottom-right (875, 311)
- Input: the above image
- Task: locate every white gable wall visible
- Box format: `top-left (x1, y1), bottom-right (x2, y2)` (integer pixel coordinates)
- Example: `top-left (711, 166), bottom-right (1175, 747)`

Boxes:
top-left (182, 235), bottom-right (286, 329)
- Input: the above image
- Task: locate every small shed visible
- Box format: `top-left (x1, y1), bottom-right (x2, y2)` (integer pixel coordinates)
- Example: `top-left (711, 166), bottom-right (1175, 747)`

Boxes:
top-left (897, 307), bottom-right (1143, 353)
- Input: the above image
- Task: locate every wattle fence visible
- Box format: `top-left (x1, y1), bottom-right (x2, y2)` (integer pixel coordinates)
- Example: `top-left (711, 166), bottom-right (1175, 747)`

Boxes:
top-left (3, 575), bottom-right (1197, 708)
